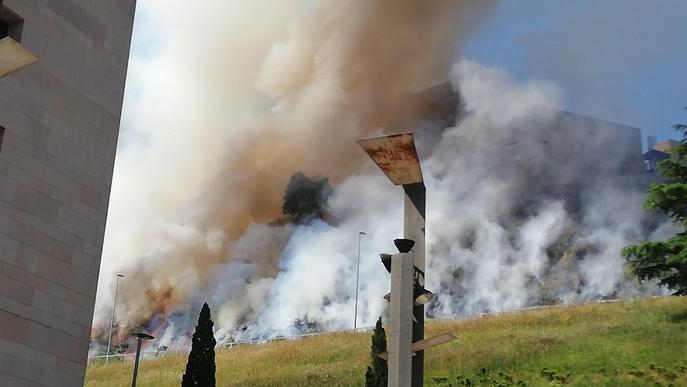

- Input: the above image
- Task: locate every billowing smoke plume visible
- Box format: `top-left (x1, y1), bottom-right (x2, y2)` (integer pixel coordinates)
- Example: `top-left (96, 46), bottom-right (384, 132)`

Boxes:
top-left (424, 61), bottom-right (669, 317)
top-left (93, 0), bottom-right (672, 351)
top-left (94, 0), bottom-right (498, 347)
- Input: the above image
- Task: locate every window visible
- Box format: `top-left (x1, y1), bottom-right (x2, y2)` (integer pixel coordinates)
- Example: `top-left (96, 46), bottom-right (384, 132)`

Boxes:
top-left (0, 5), bottom-right (35, 78)
top-left (0, 126), bottom-right (5, 153)
top-left (0, 18), bottom-right (8, 39)
top-left (0, 5), bottom-right (23, 41)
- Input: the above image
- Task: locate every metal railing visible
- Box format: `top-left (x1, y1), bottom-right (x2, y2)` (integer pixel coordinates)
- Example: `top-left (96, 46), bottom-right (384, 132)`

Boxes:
top-left (88, 325), bottom-right (375, 365)
top-left (89, 296), bottom-right (663, 366)
top-left (88, 350), bottom-right (188, 365)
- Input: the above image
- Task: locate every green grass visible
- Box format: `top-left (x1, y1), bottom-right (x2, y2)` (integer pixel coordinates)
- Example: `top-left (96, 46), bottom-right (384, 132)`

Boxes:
top-left (85, 297), bottom-right (687, 386)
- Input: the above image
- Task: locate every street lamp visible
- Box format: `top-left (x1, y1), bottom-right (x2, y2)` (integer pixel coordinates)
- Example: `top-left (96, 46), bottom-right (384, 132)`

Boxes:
top-left (353, 230), bottom-right (366, 330)
top-left (358, 133), bottom-right (427, 386)
top-left (106, 273), bottom-right (124, 364)
top-left (382, 287), bottom-right (434, 307)
top-left (130, 332), bottom-right (154, 387)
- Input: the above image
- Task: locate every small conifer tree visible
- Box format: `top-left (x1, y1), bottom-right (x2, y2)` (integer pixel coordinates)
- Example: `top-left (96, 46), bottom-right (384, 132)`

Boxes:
top-left (181, 303), bottom-right (217, 387)
top-left (365, 317), bottom-right (387, 387)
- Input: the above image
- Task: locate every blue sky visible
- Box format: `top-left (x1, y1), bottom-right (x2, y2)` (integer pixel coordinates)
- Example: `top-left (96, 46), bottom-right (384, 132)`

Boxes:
top-left (463, 0), bottom-right (687, 147)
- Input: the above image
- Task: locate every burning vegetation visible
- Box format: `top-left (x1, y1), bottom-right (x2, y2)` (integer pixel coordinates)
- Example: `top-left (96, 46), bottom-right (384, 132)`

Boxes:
top-left (91, 1), bottom-right (673, 355)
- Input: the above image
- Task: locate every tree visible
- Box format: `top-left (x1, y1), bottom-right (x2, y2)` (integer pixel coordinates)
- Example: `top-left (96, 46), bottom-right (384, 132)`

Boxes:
top-left (182, 303), bottom-right (217, 387)
top-left (365, 317), bottom-right (388, 387)
top-left (623, 109), bottom-right (687, 295)
top-left (282, 172), bottom-right (332, 223)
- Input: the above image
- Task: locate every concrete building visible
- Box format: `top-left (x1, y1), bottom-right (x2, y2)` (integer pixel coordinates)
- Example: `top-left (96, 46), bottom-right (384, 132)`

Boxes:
top-left (0, 1), bottom-right (135, 386)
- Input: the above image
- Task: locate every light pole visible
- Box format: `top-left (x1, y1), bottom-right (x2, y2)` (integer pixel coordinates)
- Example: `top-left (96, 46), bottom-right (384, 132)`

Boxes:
top-left (353, 231), bottom-right (366, 330)
top-left (358, 133), bottom-right (427, 386)
top-left (106, 273), bottom-right (124, 364)
top-left (131, 332), bottom-right (154, 387)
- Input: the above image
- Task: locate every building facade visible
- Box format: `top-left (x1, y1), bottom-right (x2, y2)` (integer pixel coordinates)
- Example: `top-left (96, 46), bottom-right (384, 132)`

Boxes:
top-left (0, 1), bottom-right (135, 385)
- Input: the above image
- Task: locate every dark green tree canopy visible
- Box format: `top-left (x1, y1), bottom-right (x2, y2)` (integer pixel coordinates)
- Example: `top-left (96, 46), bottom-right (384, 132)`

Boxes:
top-left (282, 172), bottom-right (332, 223)
top-left (365, 317), bottom-right (388, 387)
top-left (182, 303), bottom-right (217, 387)
top-left (623, 110), bottom-right (687, 295)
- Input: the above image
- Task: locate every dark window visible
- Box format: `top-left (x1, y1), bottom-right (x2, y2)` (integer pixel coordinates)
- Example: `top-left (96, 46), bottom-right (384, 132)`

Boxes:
top-left (0, 6), bottom-right (23, 41)
top-left (0, 126), bottom-right (5, 153)
top-left (0, 18), bottom-right (8, 39)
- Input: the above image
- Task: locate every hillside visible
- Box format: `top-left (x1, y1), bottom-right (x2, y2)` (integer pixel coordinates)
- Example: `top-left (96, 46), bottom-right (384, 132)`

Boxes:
top-left (85, 297), bottom-right (687, 386)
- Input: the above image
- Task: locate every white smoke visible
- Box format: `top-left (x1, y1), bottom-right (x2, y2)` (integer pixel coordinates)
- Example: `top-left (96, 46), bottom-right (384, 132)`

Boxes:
top-left (424, 60), bottom-right (664, 318)
top-left (95, 0), bottom-right (500, 341)
top-left (97, 0), bottom-right (301, 313)
top-left (174, 174), bottom-right (402, 342)
top-left (93, 1), bottom-right (670, 351)
top-left (112, 59), bottom-right (666, 350)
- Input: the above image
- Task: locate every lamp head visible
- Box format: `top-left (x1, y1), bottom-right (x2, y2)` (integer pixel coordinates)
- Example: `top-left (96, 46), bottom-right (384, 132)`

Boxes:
top-left (380, 254), bottom-right (392, 273)
top-left (413, 287), bottom-right (434, 305)
top-left (132, 332), bottom-right (154, 340)
top-left (383, 288), bottom-right (433, 305)
top-left (394, 238), bottom-right (415, 253)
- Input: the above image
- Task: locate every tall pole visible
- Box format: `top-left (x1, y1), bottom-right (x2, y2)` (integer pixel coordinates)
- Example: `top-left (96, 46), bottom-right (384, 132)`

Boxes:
top-left (131, 336), bottom-right (143, 387)
top-left (356, 133), bottom-right (426, 386)
top-left (353, 231), bottom-right (366, 330)
top-left (130, 333), bottom-right (154, 387)
top-left (404, 183), bottom-right (426, 387)
top-left (106, 273), bottom-right (124, 364)
top-left (388, 251), bottom-right (414, 387)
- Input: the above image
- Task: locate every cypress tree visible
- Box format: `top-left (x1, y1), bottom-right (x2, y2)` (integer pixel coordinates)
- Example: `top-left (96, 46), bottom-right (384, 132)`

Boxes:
top-left (365, 317), bottom-right (388, 387)
top-left (181, 303), bottom-right (217, 387)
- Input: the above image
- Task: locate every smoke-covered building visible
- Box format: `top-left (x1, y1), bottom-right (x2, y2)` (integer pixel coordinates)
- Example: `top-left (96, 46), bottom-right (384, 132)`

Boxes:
top-left (0, 1), bottom-right (135, 386)
top-left (401, 81), bottom-right (652, 314)
top-left (408, 82), bottom-right (645, 185)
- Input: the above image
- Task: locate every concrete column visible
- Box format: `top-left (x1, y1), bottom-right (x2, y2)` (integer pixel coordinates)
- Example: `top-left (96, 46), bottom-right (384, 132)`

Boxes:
top-left (403, 182), bottom-right (426, 386)
top-left (403, 183), bottom-right (426, 272)
top-left (388, 252), bottom-right (414, 387)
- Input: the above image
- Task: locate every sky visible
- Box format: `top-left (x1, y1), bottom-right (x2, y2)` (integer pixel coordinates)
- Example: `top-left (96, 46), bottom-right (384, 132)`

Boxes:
top-left (461, 0), bottom-right (687, 147)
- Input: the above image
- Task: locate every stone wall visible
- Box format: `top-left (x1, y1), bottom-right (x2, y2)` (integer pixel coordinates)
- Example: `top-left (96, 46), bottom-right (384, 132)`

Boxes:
top-left (0, 1), bottom-right (135, 385)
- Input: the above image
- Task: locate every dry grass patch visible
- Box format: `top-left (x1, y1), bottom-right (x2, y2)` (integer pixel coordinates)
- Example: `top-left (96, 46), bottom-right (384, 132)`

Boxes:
top-left (86, 296), bottom-right (687, 386)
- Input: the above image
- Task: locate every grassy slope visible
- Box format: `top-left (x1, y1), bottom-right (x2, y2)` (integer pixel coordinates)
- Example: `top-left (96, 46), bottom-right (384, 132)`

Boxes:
top-left (85, 297), bottom-right (687, 386)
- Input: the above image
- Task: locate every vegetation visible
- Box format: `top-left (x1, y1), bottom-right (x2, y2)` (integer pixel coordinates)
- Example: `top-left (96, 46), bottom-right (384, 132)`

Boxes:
top-left (623, 109), bottom-right (687, 295)
top-left (181, 303), bottom-right (217, 387)
top-left (85, 297), bottom-right (687, 386)
top-left (364, 317), bottom-right (387, 387)
top-left (282, 172), bottom-right (332, 223)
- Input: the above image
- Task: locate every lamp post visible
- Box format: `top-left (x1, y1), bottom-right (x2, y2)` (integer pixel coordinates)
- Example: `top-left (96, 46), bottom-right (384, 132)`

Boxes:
top-left (131, 332), bottom-right (154, 387)
top-left (106, 273), bottom-right (124, 364)
top-left (358, 133), bottom-right (427, 386)
top-left (388, 239), bottom-right (415, 387)
top-left (354, 231), bottom-right (366, 330)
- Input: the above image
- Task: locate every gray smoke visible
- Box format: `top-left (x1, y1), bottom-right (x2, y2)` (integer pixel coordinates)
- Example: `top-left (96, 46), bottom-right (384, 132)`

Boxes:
top-left (93, 0), bottom-right (499, 348)
top-left (425, 61), bottom-right (664, 317)
top-left (102, 60), bottom-right (671, 351)
top-left (92, 1), bottom-right (673, 351)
